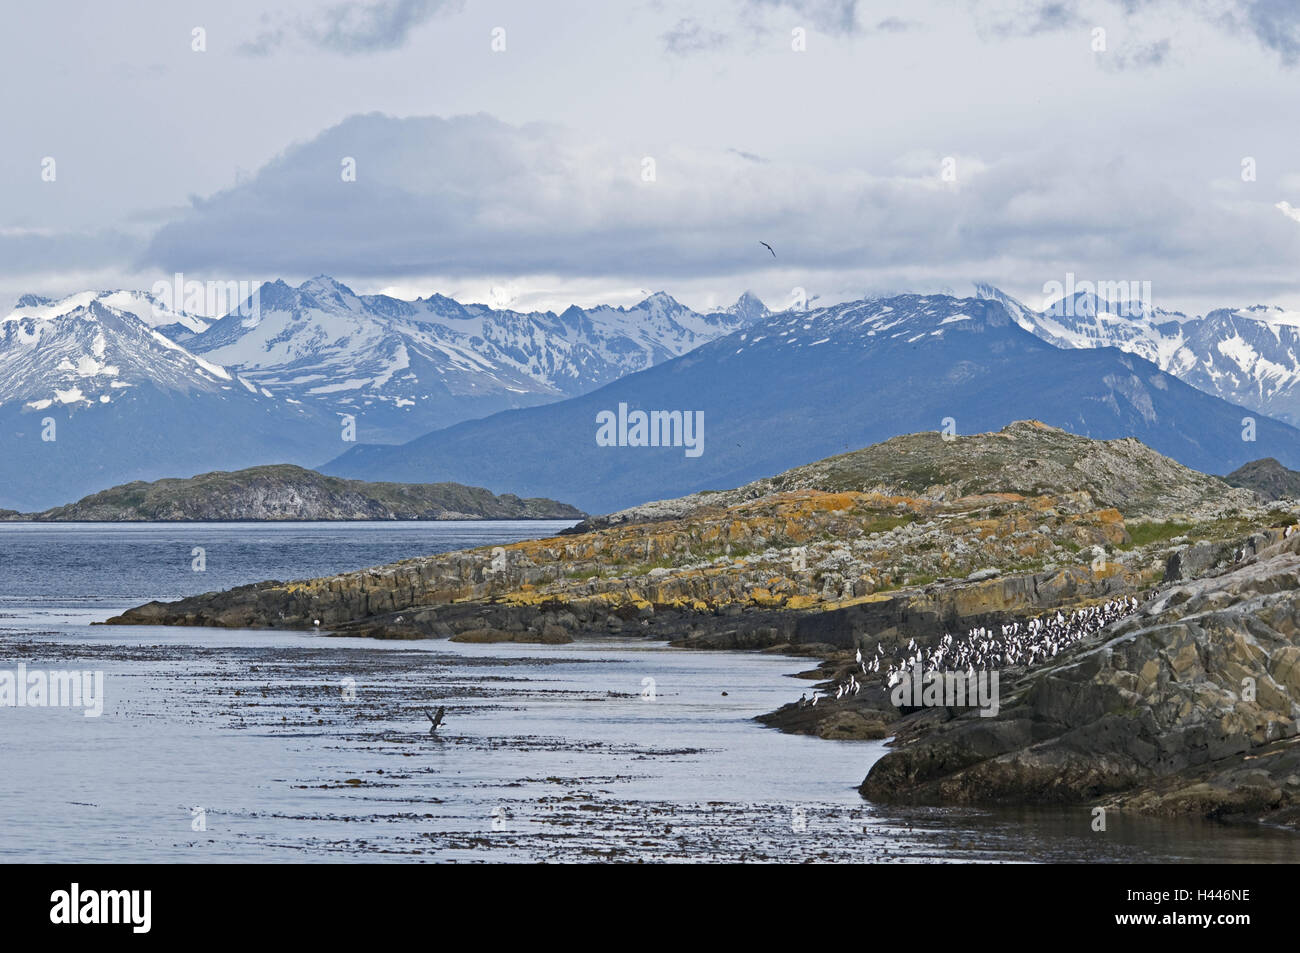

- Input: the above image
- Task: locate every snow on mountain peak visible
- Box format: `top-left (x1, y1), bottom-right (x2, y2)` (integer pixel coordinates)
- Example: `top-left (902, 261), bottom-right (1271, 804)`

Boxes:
top-left (728, 290), bottom-right (769, 321)
top-left (0, 299), bottom-right (242, 411)
top-left (636, 291), bottom-right (685, 312)
top-left (4, 289), bottom-right (210, 338)
top-left (987, 290), bottom-right (1300, 427)
top-left (174, 278), bottom-right (762, 443)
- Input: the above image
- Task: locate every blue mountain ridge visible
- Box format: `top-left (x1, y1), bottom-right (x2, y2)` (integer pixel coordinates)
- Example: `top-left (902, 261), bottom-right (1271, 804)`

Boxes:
top-left (322, 293), bottom-right (1300, 514)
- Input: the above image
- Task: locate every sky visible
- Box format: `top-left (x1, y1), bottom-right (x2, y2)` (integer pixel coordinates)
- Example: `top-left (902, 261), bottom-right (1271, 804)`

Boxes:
top-left (3, 0), bottom-right (1300, 316)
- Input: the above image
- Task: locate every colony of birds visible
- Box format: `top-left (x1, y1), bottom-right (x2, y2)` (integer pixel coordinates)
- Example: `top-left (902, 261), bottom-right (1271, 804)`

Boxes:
top-left (797, 597), bottom-right (1141, 708)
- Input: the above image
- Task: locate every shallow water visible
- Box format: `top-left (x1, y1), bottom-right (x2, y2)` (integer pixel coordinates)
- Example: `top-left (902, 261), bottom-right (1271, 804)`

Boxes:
top-left (1, 522), bottom-right (1297, 862)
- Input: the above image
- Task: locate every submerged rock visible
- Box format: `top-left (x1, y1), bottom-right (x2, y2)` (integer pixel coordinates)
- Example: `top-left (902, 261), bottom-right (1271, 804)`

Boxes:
top-left (450, 626), bottom-right (573, 644)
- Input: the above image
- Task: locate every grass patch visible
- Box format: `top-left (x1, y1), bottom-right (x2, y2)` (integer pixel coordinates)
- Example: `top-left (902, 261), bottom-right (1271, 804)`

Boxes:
top-left (859, 513), bottom-right (916, 535)
top-left (1123, 520), bottom-right (1194, 548)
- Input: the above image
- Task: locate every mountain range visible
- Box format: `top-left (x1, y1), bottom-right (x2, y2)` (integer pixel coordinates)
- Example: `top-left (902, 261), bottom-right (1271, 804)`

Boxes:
top-left (7, 276), bottom-right (1300, 514)
top-left (325, 292), bottom-right (1300, 513)
top-left (184, 276), bottom-right (766, 443)
top-left (0, 279), bottom-right (764, 510)
top-left (0, 298), bottom-right (339, 512)
top-left (978, 283), bottom-right (1300, 427)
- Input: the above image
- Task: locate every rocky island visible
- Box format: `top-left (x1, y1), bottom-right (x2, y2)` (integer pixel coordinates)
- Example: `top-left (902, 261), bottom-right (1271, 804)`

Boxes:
top-left (106, 422), bottom-right (1300, 830)
top-left (1, 464), bottom-right (584, 522)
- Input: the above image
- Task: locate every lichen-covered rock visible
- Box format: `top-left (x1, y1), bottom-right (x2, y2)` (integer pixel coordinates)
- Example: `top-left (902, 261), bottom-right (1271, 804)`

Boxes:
top-left (104, 425), bottom-right (1290, 659)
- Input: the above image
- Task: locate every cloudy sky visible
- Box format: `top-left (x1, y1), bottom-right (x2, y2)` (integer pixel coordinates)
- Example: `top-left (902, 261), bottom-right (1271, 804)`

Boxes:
top-left (3, 0), bottom-right (1300, 315)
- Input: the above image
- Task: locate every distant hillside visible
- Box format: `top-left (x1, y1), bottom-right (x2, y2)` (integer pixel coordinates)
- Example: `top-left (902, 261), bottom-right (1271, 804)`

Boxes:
top-left (1224, 457), bottom-right (1300, 501)
top-left (571, 420), bottom-right (1257, 532)
top-left (5, 465), bottom-right (584, 521)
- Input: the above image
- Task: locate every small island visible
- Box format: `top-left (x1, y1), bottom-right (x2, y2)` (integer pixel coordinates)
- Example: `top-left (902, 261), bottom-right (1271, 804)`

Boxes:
top-left (0, 464), bottom-right (584, 522)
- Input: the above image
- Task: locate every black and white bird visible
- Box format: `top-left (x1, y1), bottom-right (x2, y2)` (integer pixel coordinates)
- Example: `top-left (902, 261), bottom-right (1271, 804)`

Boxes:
top-left (759, 241), bottom-right (776, 257)
top-left (866, 597), bottom-right (1141, 693)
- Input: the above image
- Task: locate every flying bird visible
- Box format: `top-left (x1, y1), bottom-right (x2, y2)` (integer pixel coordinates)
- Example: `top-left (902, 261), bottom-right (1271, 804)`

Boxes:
top-left (424, 706), bottom-right (446, 735)
top-left (759, 241), bottom-right (775, 257)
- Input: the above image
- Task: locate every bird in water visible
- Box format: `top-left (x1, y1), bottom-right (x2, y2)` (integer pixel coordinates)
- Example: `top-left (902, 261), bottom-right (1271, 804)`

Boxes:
top-left (424, 706), bottom-right (446, 735)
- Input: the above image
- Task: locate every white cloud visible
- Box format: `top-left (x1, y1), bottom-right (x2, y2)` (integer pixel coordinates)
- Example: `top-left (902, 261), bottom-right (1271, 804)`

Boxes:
top-left (129, 111), bottom-right (1300, 315)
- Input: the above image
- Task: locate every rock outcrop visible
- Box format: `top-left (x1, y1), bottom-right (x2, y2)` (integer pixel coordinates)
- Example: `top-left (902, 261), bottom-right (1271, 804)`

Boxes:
top-left (861, 528), bottom-right (1300, 828)
top-left (569, 420), bottom-right (1255, 534)
top-left (105, 423), bottom-right (1280, 662)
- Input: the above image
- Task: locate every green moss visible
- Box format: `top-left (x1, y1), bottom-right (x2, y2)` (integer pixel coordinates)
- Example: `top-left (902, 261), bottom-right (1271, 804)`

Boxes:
top-left (859, 513), bottom-right (915, 535)
top-left (1123, 520), bottom-right (1195, 548)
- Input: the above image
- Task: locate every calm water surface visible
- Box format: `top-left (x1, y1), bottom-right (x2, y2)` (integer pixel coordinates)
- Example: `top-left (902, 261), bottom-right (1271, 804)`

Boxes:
top-left (1, 522), bottom-right (1296, 862)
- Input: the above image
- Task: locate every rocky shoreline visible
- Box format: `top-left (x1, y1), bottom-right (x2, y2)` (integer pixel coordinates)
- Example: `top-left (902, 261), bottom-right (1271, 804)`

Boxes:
top-left (857, 530), bottom-right (1300, 822)
top-left (102, 423), bottom-right (1300, 831)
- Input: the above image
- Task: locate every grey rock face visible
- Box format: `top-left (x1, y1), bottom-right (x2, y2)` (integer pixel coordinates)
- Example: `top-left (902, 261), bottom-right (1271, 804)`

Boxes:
top-left (862, 528), bottom-right (1300, 827)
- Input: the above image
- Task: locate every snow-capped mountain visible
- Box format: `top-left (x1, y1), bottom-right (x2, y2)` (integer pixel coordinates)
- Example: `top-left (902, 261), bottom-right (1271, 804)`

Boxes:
top-left (0, 277), bottom-right (768, 508)
top-left (0, 299), bottom-right (336, 510)
top-left (977, 285), bottom-right (1300, 427)
top-left (1170, 307), bottom-right (1300, 426)
top-left (0, 299), bottom-right (231, 410)
top-left (327, 292), bottom-right (1300, 513)
top-left (8, 289), bottom-right (210, 344)
top-left (186, 277), bottom-right (767, 443)
top-left (11, 274), bottom-right (1300, 514)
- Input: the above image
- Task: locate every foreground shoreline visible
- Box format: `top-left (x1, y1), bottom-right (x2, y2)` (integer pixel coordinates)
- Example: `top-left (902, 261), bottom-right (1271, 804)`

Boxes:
top-left (102, 519), bottom-right (1300, 834)
top-left (99, 425), bottom-right (1300, 835)
top-left (14, 619), bottom-right (1298, 862)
